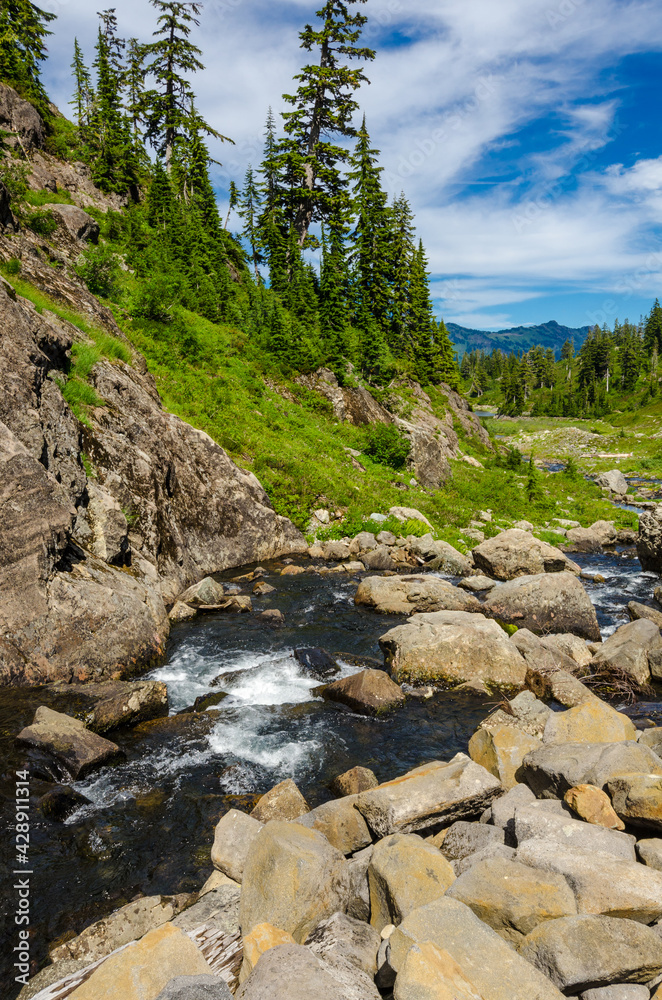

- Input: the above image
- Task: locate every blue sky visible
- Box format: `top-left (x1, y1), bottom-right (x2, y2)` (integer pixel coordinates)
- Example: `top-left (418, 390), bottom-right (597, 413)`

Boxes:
top-left (40, 0), bottom-right (662, 332)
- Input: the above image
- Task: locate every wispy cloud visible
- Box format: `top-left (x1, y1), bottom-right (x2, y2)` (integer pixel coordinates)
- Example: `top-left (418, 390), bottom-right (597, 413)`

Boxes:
top-left (40, 0), bottom-right (662, 330)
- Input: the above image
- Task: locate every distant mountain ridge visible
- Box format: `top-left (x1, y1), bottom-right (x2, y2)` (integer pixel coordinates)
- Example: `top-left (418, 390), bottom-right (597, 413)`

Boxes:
top-left (447, 320), bottom-right (591, 357)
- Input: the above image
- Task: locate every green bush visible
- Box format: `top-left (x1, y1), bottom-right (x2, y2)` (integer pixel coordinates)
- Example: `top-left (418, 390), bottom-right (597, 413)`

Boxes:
top-left (76, 245), bottom-right (122, 299)
top-left (363, 423), bottom-right (410, 470)
top-left (2, 258), bottom-right (21, 276)
top-left (131, 275), bottom-right (181, 323)
top-left (26, 209), bottom-right (58, 236)
top-left (0, 161), bottom-right (28, 202)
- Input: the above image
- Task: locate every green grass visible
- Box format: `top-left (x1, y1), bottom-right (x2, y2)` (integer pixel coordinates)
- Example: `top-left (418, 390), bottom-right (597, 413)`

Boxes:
top-left (24, 189), bottom-right (73, 207)
top-left (1, 268), bottom-right (637, 540)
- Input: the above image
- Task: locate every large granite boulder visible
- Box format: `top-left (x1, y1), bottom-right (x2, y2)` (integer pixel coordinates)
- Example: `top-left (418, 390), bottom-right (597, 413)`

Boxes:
top-left (472, 529), bottom-right (580, 580)
top-left (239, 822), bottom-right (351, 943)
top-left (250, 779), bottom-right (309, 823)
top-left (379, 610), bottom-right (527, 690)
top-left (468, 725), bottom-right (541, 790)
top-left (355, 576), bottom-right (480, 615)
top-left (597, 470), bottom-right (629, 494)
top-left (65, 923), bottom-right (213, 1000)
top-left (355, 755), bottom-right (502, 838)
top-left (542, 700), bottom-right (637, 745)
top-left (16, 706), bottom-right (121, 779)
top-left (484, 572), bottom-right (601, 640)
top-left (235, 943), bottom-right (381, 1000)
top-left (519, 915), bottom-right (662, 993)
top-left (367, 833), bottom-right (456, 931)
top-left (48, 203), bottom-right (100, 243)
top-left (513, 802), bottom-right (636, 860)
top-left (389, 896), bottom-right (566, 999)
top-left (445, 856), bottom-right (577, 944)
top-left (406, 535), bottom-right (472, 575)
top-left (590, 618), bottom-right (662, 686)
top-left (519, 741), bottom-right (662, 799)
top-left (211, 809), bottom-right (264, 882)
top-left (607, 773), bottom-right (662, 832)
top-left (298, 795), bottom-right (373, 855)
top-left (516, 840), bottom-right (662, 922)
top-left (306, 912), bottom-right (381, 976)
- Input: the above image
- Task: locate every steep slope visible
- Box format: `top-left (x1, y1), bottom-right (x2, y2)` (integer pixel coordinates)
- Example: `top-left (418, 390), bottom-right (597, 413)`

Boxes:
top-left (0, 271), bottom-right (305, 687)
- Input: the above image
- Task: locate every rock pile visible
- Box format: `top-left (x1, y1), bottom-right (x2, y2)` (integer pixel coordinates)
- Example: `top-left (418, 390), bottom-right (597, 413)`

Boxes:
top-left (23, 661), bottom-right (662, 1000)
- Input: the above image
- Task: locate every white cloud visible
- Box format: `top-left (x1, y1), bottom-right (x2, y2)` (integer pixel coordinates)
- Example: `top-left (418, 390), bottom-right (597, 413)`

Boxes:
top-left (38, 0), bottom-right (662, 328)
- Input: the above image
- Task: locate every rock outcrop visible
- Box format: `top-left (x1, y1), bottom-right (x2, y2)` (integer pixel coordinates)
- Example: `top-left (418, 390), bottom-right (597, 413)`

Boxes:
top-left (0, 256), bottom-right (305, 686)
top-left (472, 529), bottom-right (580, 580)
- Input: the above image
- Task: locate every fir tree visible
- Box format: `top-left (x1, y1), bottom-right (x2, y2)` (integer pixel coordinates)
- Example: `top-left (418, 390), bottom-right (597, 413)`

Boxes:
top-left (70, 39), bottom-right (94, 143)
top-left (644, 299), bottom-right (662, 356)
top-left (142, 0), bottom-right (231, 171)
top-left (124, 38), bottom-right (147, 143)
top-left (278, 0), bottom-right (375, 245)
top-left (407, 240), bottom-right (436, 383)
top-left (388, 192), bottom-right (415, 349)
top-left (0, 0), bottom-right (55, 115)
top-left (348, 116), bottom-right (391, 335)
top-left (238, 165), bottom-right (264, 280)
top-left (89, 18), bottom-right (139, 194)
top-left (319, 221), bottom-right (350, 373)
top-left (224, 180), bottom-right (239, 229)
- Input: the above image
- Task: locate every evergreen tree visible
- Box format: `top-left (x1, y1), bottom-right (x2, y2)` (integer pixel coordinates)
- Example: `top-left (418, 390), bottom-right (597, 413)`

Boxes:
top-left (238, 165), bottom-right (264, 280)
top-left (388, 192), bottom-right (415, 348)
top-left (89, 18), bottom-right (139, 194)
top-left (407, 239), bottom-right (436, 383)
top-left (0, 0), bottom-right (55, 115)
top-left (124, 38), bottom-right (147, 142)
top-left (644, 299), bottom-right (662, 356)
top-left (70, 39), bottom-right (94, 142)
top-left (319, 221), bottom-right (350, 372)
top-left (434, 320), bottom-right (460, 388)
top-left (224, 180), bottom-right (239, 229)
top-left (142, 0), bottom-right (231, 170)
top-left (278, 0), bottom-right (375, 245)
top-left (347, 116), bottom-right (391, 335)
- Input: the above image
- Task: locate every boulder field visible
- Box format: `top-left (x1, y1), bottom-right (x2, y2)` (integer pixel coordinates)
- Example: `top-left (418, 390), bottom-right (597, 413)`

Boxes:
top-left (22, 683), bottom-right (662, 1000)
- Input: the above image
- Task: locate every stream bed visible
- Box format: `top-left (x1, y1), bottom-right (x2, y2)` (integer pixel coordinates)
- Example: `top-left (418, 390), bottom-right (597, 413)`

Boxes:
top-left (0, 548), bottom-right (659, 989)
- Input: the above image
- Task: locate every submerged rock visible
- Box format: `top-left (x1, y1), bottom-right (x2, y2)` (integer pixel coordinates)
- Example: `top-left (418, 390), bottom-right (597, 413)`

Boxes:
top-left (45, 679), bottom-right (169, 733)
top-left (323, 669), bottom-right (406, 716)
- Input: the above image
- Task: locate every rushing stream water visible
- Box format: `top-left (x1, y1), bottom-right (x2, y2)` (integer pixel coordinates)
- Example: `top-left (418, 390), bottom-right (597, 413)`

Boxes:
top-left (1, 548), bottom-right (660, 991)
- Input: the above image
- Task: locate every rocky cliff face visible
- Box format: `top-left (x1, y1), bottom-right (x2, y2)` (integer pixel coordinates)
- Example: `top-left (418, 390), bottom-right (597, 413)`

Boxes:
top-left (0, 275), bottom-right (305, 687)
top-left (297, 369), bottom-right (492, 488)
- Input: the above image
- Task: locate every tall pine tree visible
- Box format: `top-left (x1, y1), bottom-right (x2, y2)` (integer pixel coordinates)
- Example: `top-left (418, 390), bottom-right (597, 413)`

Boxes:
top-left (278, 0), bottom-right (375, 245)
top-left (0, 0), bottom-right (55, 115)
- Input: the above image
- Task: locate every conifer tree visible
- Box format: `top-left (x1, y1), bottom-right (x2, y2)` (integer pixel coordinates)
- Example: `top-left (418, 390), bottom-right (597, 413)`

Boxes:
top-left (388, 192), bottom-right (416, 348)
top-left (224, 180), bottom-right (239, 229)
top-left (0, 0), bottom-right (55, 115)
top-left (238, 165), bottom-right (264, 280)
top-left (278, 0), bottom-right (375, 245)
top-left (348, 116), bottom-right (390, 334)
top-left (142, 0), bottom-right (231, 171)
top-left (89, 18), bottom-right (139, 194)
top-left (319, 221), bottom-right (350, 372)
top-left (70, 39), bottom-right (94, 142)
top-left (407, 240), bottom-right (437, 383)
top-left (124, 38), bottom-right (147, 142)
top-left (644, 299), bottom-right (662, 356)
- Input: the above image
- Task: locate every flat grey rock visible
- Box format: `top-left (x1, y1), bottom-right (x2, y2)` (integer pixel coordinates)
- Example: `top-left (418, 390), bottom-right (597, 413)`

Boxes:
top-left (518, 914), bottom-right (662, 992)
top-left (154, 975), bottom-right (233, 1000)
top-left (235, 943), bottom-right (381, 1000)
top-left (514, 803), bottom-right (636, 860)
top-left (440, 819), bottom-right (505, 861)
